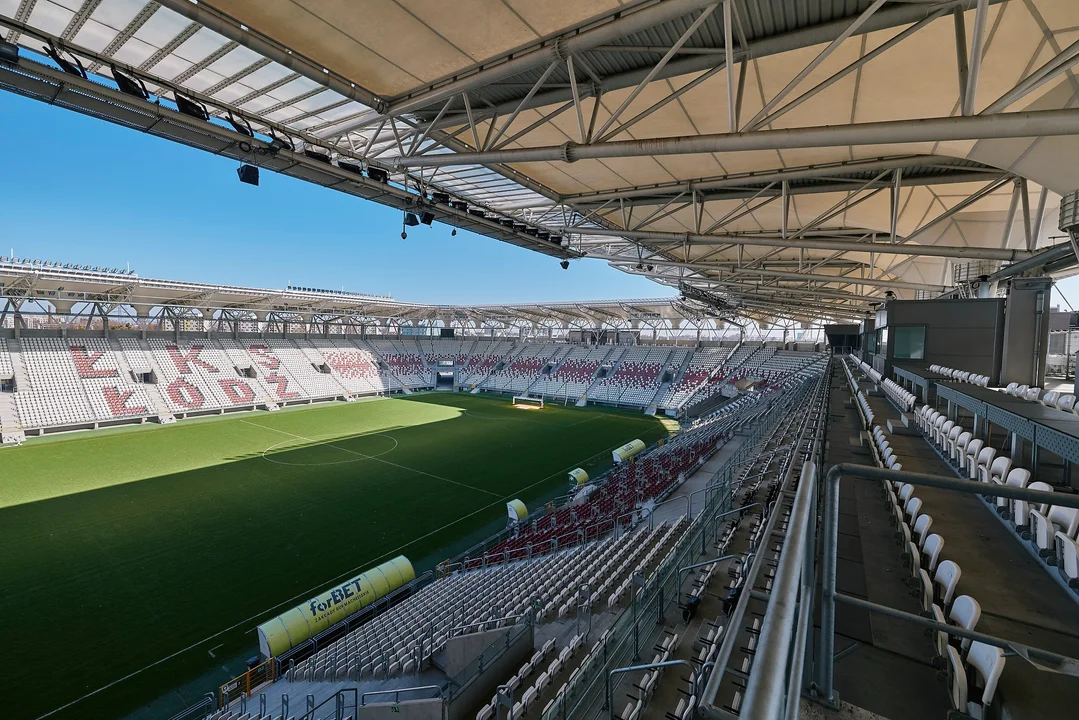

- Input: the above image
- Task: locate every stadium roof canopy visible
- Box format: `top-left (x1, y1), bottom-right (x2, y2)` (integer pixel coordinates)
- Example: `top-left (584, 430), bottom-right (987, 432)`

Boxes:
top-left (3, 0), bottom-right (1079, 325)
top-left (0, 258), bottom-right (748, 333)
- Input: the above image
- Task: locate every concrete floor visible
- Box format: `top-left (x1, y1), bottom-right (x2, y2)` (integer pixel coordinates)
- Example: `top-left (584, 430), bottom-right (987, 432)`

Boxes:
top-left (822, 367), bottom-right (950, 720)
top-left (858, 383), bottom-right (1079, 719)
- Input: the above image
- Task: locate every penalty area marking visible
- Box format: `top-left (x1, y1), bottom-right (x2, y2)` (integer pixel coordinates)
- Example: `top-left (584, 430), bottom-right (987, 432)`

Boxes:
top-left (33, 429), bottom-right (652, 720)
top-left (207, 644), bottom-right (223, 658)
top-left (260, 432), bottom-right (398, 466)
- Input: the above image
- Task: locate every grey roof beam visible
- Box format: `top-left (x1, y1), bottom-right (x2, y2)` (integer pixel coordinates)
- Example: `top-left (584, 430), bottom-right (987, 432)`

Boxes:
top-left (570, 226), bottom-right (1034, 261)
top-left (391, 107), bottom-right (1079, 169)
top-left (391, 0), bottom-right (1002, 137)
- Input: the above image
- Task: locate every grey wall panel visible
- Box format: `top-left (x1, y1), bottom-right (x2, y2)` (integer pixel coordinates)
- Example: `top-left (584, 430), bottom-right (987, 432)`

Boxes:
top-left (881, 299), bottom-right (1006, 383)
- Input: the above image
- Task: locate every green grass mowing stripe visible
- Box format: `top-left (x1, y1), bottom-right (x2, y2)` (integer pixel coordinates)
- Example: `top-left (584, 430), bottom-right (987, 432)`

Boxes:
top-left (0, 393), bottom-right (668, 720)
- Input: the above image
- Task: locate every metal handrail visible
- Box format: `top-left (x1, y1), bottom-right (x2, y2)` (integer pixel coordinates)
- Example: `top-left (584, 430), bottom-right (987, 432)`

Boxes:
top-left (696, 365), bottom-right (829, 719)
top-left (816, 463), bottom-right (1079, 706)
top-left (607, 660), bottom-right (696, 720)
top-left (738, 461), bottom-right (817, 718)
top-left (361, 685), bottom-right (443, 706)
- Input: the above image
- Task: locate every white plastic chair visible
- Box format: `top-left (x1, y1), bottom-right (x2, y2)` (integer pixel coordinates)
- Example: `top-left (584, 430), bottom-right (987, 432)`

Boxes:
top-left (995, 467), bottom-right (1031, 516)
top-left (1058, 394), bottom-right (1077, 413)
top-left (923, 533), bottom-right (944, 572)
top-left (964, 440), bottom-right (986, 480)
top-left (1013, 481), bottom-right (1052, 535)
top-left (950, 595), bottom-right (982, 653)
top-left (913, 513), bottom-right (933, 548)
top-left (965, 642), bottom-right (1006, 718)
top-left (1056, 533), bottom-right (1079, 593)
top-left (978, 456), bottom-right (1010, 487)
top-left (934, 560), bottom-right (961, 608)
top-left (953, 431), bottom-right (972, 464)
top-left (1041, 390), bottom-right (1061, 407)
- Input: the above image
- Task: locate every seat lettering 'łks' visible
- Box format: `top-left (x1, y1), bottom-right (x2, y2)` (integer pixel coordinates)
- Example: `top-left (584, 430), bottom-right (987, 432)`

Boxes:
top-left (167, 345), bottom-right (219, 374)
top-left (102, 387), bottom-right (148, 416)
top-left (70, 346), bottom-right (119, 378)
top-left (167, 377), bottom-right (205, 409)
top-left (220, 378), bottom-right (255, 404)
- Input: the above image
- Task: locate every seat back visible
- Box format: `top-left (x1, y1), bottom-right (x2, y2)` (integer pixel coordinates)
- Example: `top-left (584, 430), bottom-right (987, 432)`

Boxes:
top-left (913, 513), bottom-right (933, 547)
top-left (1014, 481), bottom-right (1053, 529)
top-left (898, 483), bottom-right (914, 504)
top-left (905, 496), bottom-right (923, 521)
top-left (947, 425), bottom-right (962, 443)
top-left (949, 595), bottom-right (982, 653)
top-left (1048, 505), bottom-right (1079, 537)
top-left (1042, 390), bottom-right (1060, 407)
top-left (966, 641), bottom-right (1006, 711)
top-left (935, 560), bottom-right (961, 607)
top-left (1025, 386), bottom-right (1043, 401)
top-left (987, 456), bottom-right (1011, 484)
top-left (999, 467), bottom-right (1031, 508)
top-left (923, 533), bottom-right (944, 571)
top-left (1005, 382), bottom-right (1018, 395)
top-left (1058, 394), bottom-right (1077, 412)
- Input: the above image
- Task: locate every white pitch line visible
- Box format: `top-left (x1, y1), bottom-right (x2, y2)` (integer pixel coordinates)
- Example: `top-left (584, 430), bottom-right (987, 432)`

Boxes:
top-left (33, 424), bottom-right (654, 720)
top-left (239, 420), bottom-right (501, 497)
top-left (32, 496), bottom-right (512, 720)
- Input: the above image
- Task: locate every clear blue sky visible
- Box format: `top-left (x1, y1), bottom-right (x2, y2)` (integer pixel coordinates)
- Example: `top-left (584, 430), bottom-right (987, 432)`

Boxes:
top-left (0, 91), bottom-right (674, 305)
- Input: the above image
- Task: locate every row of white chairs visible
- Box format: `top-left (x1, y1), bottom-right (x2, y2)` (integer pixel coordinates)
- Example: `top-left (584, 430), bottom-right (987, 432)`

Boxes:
top-left (870, 426), bottom-right (1005, 720)
top-left (929, 364), bottom-right (991, 387)
top-left (914, 407), bottom-right (1079, 593)
top-left (881, 377), bottom-right (916, 412)
top-left (1002, 383), bottom-right (1079, 413)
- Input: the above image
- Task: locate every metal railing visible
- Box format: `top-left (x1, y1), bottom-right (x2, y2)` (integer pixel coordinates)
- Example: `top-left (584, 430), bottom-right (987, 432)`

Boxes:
top-left (726, 462), bottom-right (1079, 719)
top-left (530, 374), bottom-right (825, 720)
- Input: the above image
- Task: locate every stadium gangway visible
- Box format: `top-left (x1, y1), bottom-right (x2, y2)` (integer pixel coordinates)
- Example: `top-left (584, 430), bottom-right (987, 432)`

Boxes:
top-left (701, 463), bottom-right (1079, 720)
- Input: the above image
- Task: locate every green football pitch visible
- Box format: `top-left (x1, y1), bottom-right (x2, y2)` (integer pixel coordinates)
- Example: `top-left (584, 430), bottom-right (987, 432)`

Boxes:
top-left (0, 392), bottom-right (671, 720)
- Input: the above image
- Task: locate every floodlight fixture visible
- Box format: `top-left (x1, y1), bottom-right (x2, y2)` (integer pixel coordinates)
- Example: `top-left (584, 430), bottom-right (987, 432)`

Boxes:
top-left (111, 66), bottom-right (149, 100)
top-left (403, 213), bottom-right (420, 227)
top-left (174, 92), bottom-right (209, 121)
top-left (419, 212), bottom-right (435, 226)
top-left (367, 167), bottom-right (388, 183)
top-left (338, 160), bottom-right (363, 175)
top-left (226, 111), bottom-right (254, 137)
top-left (304, 147), bottom-right (331, 164)
top-left (560, 260), bottom-right (570, 270)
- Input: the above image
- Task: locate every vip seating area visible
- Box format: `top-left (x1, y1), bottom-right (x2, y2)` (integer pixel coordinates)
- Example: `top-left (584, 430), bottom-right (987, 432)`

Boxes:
top-left (841, 357), bottom-right (1079, 719)
top-left (0, 335), bottom-right (825, 437)
top-left (1000, 381), bottom-right (1079, 412)
top-left (208, 365), bottom-right (829, 720)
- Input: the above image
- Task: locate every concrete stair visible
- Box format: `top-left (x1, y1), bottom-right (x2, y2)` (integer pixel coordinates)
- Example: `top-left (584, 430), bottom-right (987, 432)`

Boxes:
top-left (141, 383), bottom-right (177, 423)
top-left (0, 391), bottom-right (24, 443)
